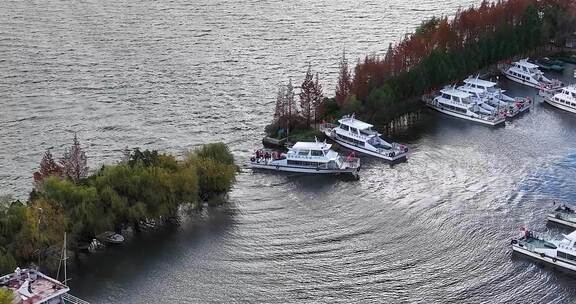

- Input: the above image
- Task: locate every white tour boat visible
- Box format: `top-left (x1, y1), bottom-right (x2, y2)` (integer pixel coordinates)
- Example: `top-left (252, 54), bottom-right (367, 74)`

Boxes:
top-left (0, 268), bottom-right (89, 304)
top-left (458, 76), bottom-right (532, 118)
top-left (511, 228), bottom-right (576, 273)
top-left (319, 115), bottom-right (408, 161)
top-left (422, 87), bottom-right (506, 126)
top-left (539, 85), bottom-right (576, 114)
top-left (547, 203), bottom-right (576, 228)
top-left (500, 59), bottom-right (563, 92)
top-left (249, 140), bottom-right (360, 176)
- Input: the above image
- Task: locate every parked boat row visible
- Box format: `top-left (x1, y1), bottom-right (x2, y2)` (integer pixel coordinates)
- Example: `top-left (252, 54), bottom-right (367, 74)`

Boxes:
top-left (422, 74), bottom-right (532, 126)
top-left (423, 57), bottom-right (576, 124)
top-left (249, 114), bottom-right (410, 177)
top-left (249, 57), bottom-right (573, 177)
top-left (511, 203), bottom-right (576, 274)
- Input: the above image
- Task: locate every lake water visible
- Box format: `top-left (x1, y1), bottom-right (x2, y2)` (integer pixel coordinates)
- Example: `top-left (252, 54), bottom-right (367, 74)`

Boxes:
top-left (1, 0), bottom-right (576, 303)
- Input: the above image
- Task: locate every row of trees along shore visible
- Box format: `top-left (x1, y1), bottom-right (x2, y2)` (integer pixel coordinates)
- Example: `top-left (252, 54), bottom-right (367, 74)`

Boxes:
top-left (0, 134), bottom-right (237, 274)
top-left (267, 0), bottom-right (576, 138)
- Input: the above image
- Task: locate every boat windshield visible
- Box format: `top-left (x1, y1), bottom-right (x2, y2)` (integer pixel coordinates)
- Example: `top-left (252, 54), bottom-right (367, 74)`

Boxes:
top-left (311, 150), bottom-right (324, 157)
top-left (298, 150), bottom-right (309, 156)
top-left (359, 128), bottom-right (377, 136)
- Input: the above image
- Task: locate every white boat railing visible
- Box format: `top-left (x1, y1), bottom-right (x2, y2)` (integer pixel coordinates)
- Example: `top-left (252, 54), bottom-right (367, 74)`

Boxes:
top-left (319, 123), bottom-right (337, 133)
top-left (62, 293), bottom-right (90, 304)
top-left (340, 156), bottom-right (360, 168)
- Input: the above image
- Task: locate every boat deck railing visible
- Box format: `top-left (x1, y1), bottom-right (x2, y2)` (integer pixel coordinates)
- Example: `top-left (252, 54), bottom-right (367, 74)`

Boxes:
top-left (319, 123), bottom-right (337, 133)
top-left (340, 156), bottom-right (360, 168)
top-left (62, 293), bottom-right (90, 304)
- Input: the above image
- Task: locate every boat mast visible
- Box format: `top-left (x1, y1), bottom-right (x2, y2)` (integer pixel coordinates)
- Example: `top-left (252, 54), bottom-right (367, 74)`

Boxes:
top-left (57, 232), bottom-right (69, 286)
top-left (64, 232), bottom-right (67, 286)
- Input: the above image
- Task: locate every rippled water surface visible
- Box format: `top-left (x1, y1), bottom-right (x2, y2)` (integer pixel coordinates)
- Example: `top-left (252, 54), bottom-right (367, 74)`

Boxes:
top-left (2, 0), bottom-right (576, 303)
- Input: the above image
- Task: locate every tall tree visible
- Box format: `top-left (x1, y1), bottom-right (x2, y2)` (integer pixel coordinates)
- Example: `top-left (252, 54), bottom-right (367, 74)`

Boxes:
top-left (60, 133), bottom-right (88, 184)
top-left (33, 149), bottom-right (63, 190)
top-left (312, 72), bottom-right (324, 126)
top-left (299, 64), bottom-right (315, 127)
top-left (285, 78), bottom-right (296, 135)
top-left (335, 51), bottom-right (352, 107)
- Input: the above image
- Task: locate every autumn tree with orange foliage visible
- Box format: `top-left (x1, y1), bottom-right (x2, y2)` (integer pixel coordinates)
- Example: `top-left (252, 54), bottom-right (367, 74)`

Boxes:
top-left (324, 0), bottom-right (575, 127)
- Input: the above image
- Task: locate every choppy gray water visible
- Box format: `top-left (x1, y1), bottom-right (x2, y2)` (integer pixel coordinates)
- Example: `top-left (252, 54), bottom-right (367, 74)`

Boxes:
top-left (2, 0), bottom-right (576, 303)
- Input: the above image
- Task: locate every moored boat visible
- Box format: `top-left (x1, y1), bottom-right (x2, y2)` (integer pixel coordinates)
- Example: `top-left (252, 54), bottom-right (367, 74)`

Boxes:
top-left (533, 57), bottom-right (564, 72)
top-left (539, 85), bottom-right (576, 114)
top-left (511, 228), bottom-right (576, 273)
top-left (319, 115), bottom-right (408, 162)
top-left (547, 203), bottom-right (576, 228)
top-left (422, 87), bottom-right (506, 126)
top-left (458, 76), bottom-right (532, 118)
top-left (249, 140), bottom-right (360, 176)
top-left (500, 59), bottom-right (563, 92)
top-left (96, 231), bottom-right (125, 245)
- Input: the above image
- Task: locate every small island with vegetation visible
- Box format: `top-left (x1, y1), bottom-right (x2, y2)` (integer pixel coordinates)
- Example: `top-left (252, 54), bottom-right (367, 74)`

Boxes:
top-left (0, 134), bottom-right (237, 274)
top-left (264, 0), bottom-right (576, 142)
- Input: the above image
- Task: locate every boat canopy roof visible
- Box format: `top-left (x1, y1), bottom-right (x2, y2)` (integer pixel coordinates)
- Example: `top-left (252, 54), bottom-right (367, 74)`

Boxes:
top-left (440, 87), bottom-right (472, 99)
top-left (516, 59), bottom-right (539, 69)
top-left (564, 85), bottom-right (576, 94)
top-left (464, 76), bottom-right (497, 87)
top-left (292, 141), bottom-right (332, 151)
top-left (338, 116), bottom-right (373, 130)
top-left (458, 86), bottom-right (484, 94)
top-left (564, 231), bottom-right (576, 242)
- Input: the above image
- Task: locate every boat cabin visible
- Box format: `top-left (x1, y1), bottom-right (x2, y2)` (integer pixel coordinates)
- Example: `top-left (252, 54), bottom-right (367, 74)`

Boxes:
top-left (514, 59), bottom-right (540, 74)
top-left (458, 85), bottom-right (487, 100)
top-left (507, 59), bottom-right (542, 83)
top-left (463, 77), bottom-right (498, 92)
top-left (552, 86), bottom-right (576, 107)
top-left (557, 231), bottom-right (576, 262)
top-left (286, 142), bottom-right (338, 167)
top-left (337, 116), bottom-right (378, 137)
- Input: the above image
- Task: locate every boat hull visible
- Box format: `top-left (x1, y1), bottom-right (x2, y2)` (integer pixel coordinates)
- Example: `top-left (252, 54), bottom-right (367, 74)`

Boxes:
top-left (502, 71), bottom-right (542, 89)
top-left (546, 213), bottom-right (576, 228)
top-left (323, 133), bottom-right (407, 162)
top-left (249, 163), bottom-right (359, 175)
top-left (542, 96), bottom-right (576, 114)
top-left (502, 71), bottom-right (561, 93)
top-left (425, 103), bottom-right (505, 126)
top-left (512, 243), bottom-right (576, 272)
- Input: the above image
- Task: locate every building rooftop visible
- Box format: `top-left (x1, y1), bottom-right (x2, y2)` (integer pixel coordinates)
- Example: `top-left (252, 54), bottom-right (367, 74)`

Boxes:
top-left (0, 268), bottom-right (69, 304)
